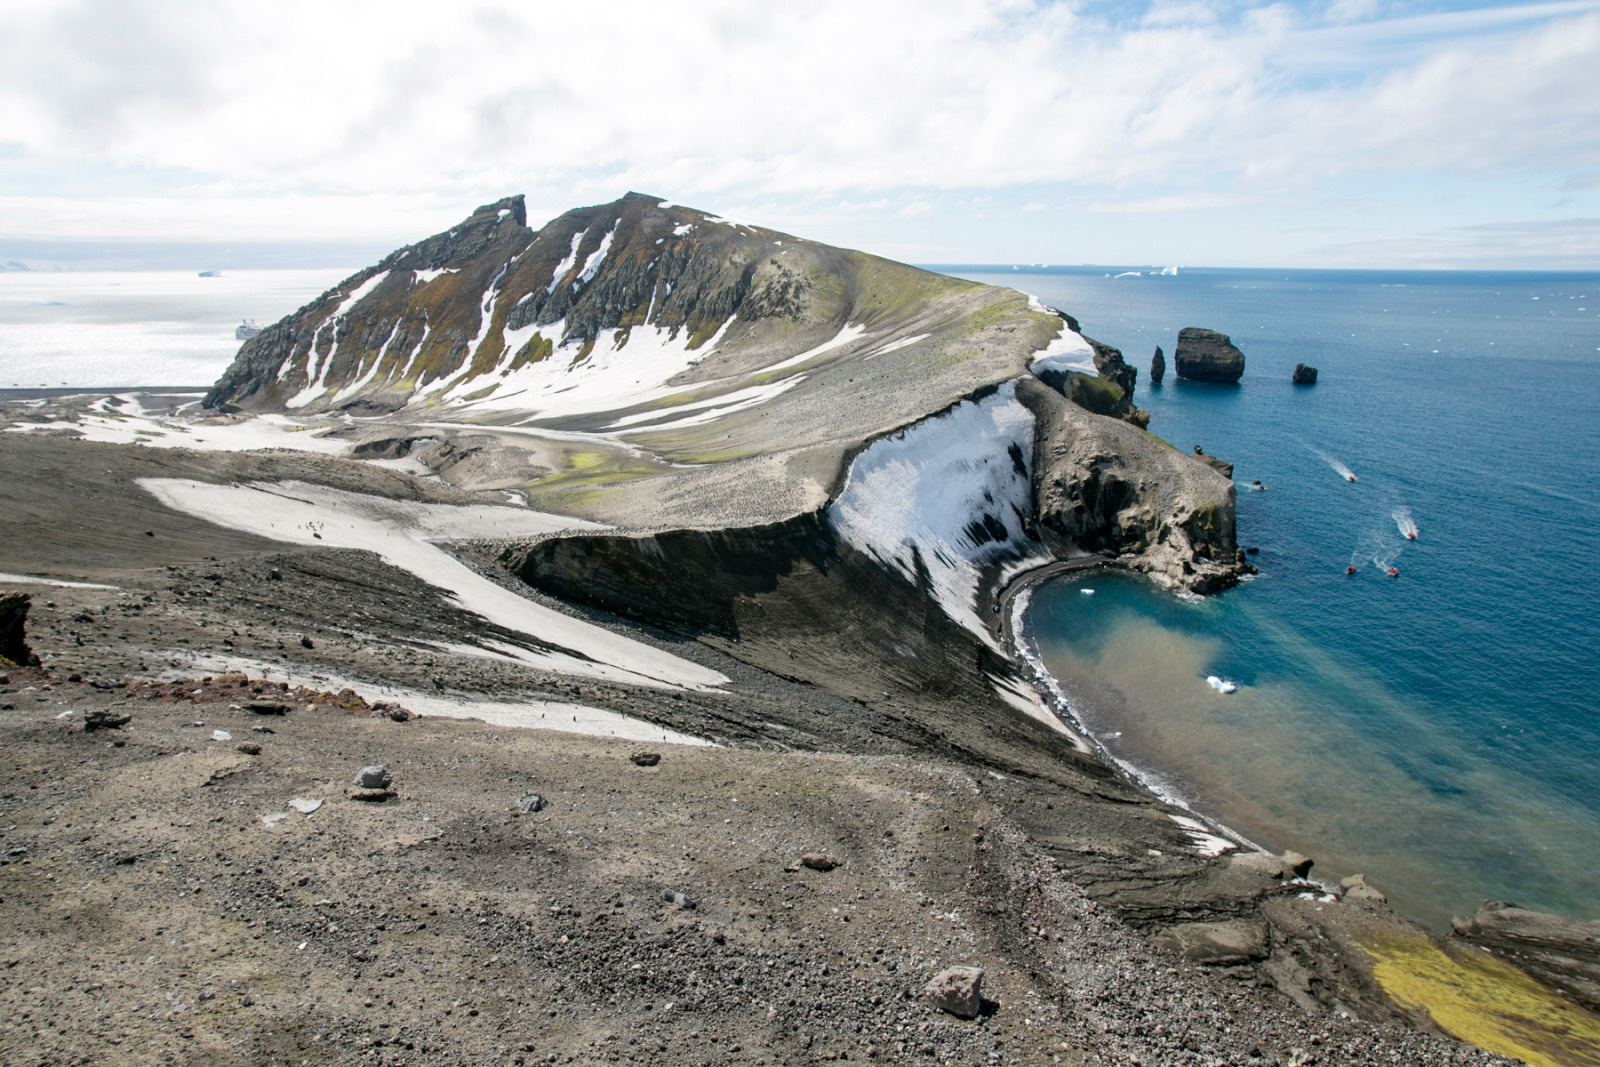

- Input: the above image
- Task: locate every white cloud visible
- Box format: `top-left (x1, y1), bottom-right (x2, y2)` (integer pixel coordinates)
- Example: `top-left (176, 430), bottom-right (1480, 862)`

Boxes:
top-left (0, 0), bottom-right (1595, 264)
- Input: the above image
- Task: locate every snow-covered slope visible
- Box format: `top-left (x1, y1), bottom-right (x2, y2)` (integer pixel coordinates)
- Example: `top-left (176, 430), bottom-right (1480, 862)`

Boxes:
top-left (830, 382), bottom-right (1044, 646)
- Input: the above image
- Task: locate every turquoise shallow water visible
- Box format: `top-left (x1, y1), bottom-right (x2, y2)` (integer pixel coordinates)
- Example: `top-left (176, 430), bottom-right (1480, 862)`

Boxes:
top-left (951, 266), bottom-right (1600, 929)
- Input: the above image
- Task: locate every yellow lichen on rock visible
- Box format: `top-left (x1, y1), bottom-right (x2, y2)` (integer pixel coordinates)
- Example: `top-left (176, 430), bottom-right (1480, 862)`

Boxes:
top-left (1363, 933), bottom-right (1600, 1067)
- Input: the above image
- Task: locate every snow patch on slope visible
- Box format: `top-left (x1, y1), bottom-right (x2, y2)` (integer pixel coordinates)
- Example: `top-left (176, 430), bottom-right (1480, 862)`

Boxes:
top-left (1029, 311), bottom-right (1097, 376)
top-left (546, 231), bottom-right (585, 293)
top-left (284, 271), bottom-right (393, 408)
top-left (575, 227), bottom-right (616, 287)
top-left (756, 322), bottom-right (869, 375)
top-left (429, 319), bottom-right (729, 419)
top-left (162, 652), bottom-right (711, 746)
top-left (829, 382), bottom-right (1043, 646)
top-left (138, 479), bottom-right (729, 692)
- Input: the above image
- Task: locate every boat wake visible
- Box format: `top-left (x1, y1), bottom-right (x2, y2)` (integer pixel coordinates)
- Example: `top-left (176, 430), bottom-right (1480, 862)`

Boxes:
top-left (1307, 445), bottom-right (1358, 482)
top-left (1394, 507), bottom-right (1419, 540)
top-left (1349, 528), bottom-right (1406, 577)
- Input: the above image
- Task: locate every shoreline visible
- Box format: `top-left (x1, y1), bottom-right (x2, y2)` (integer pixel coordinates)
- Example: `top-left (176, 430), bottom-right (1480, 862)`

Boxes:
top-left (3, 394), bottom-right (1598, 1062)
top-left (997, 558), bottom-right (1270, 856)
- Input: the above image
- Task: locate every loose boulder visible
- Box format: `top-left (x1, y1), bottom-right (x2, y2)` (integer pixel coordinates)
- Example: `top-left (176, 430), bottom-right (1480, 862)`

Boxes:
top-left (1339, 873), bottom-right (1386, 903)
top-left (1174, 328), bottom-right (1245, 383)
top-left (352, 765), bottom-right (393, 791)
top-left (1150, 345), bottom-right (1166, 384)
top-left (83, 710), bottom-right (131, 732)
top-left (1281, 850), bottom-right (1314, 878)
top-left (1292, 363), bottom-right (1318, 385)
top-left (0, 593), bottom-right (38, 667)
top-left (925, 966), bottom-right (985, 1019)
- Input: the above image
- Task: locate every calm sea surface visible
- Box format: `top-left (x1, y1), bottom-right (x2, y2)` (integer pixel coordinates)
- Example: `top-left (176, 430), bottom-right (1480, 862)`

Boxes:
top-left (0, 269), bottom-right (349, 387)
top-left (952, 266), bottom-right (1600, 928)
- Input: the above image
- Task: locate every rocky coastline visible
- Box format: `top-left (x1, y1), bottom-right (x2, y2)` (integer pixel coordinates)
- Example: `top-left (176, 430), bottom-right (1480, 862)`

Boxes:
top-left (2, 194), bottom-right (1597, 1065)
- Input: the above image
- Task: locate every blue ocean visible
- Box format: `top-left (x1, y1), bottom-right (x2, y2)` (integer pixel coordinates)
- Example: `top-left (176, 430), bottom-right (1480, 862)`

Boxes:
top-left (951, 266), bottom-right (1600, 929)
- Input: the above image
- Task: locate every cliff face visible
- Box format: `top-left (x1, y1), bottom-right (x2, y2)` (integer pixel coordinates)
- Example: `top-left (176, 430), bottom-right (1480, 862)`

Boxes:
top-left (1016, 377), bottom-right (1246, 594)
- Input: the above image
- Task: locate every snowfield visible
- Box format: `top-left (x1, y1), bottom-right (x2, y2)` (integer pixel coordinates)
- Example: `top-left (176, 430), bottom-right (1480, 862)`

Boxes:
top-left (138, 478), bottom-right (729, 693)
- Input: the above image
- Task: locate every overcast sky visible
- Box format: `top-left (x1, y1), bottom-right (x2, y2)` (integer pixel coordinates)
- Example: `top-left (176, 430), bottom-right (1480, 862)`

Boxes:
top-left (2, 0), bottom-right (1598, 269)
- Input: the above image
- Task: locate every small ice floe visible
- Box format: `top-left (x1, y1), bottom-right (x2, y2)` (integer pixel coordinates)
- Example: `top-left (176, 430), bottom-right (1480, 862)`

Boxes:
top-left (288, 798), bottom-right (322, 816)
top-left (210, 729), bottom-right (233, 741)
top-left (1080, 588), bottom-right (1095, 596)
top-left (1206, 676), bottom-right (1238, 694)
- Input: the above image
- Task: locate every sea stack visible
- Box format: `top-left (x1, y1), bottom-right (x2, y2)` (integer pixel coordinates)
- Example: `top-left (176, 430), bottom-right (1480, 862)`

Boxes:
top-left (1174, 328), bottom-right (1245, 383)
top-left (1150, 345), bottom-right (1166, 384)
top-left (1292, 363), bottom-right (1318, 385)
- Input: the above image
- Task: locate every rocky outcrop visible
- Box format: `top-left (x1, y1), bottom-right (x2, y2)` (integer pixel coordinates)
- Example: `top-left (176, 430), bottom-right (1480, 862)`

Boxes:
top-left (1292, 363), bottom-right (1318, 385)
top-left (1453, 902), bottom-right (1600, 1012)
top-left (1016, 377), bottom-right (1248, 594)
top-left (0, 592), bottom-right (37, 667)
top-left (1174, 328), bottom-right (1245, 383)
top-left (1192, 446), bottom-right (1234, 480)
top-left (1150, 345), bottom-right (1165, 384)
top-left (1032, 332), bottom-right (1149, 429)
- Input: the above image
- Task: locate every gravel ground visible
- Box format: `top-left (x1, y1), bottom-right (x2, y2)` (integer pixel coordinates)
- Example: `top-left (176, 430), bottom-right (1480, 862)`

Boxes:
top-left (0, 673), bottom-right (1507, 1067)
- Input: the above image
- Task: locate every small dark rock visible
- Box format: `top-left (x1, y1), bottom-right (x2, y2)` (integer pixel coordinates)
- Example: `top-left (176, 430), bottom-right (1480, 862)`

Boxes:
top-left (630, 752), bottom-right (661, 767)
top-left (83, 710), bottom-right (131, 732)
top-left (662, 890), bottom-right (696, 909)
top-left (0, 593), bottom-right (39, 668)
top-left (1292, 363), bottom-right (1318, 385)
top-left (235, 742), bottom-right (261, 755)
top-left (268, 568), bottom-right (282, 581)
top-left (251, 724), bottom-right (274, 734)
top-left (801, 854), bottom-right (839, 872)
top-left (516, 792), bottom-right (547, 813)
top-left (68, 673), bottom-right (83, 683)
top-left (299, 636), bottom-right (315, 649)
top-left (246, 702), bottom-right (290, 715)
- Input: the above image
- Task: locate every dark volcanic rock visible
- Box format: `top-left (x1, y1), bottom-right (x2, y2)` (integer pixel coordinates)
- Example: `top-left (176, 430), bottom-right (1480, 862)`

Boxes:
top-left (1018, 377), bottom-right (1246, 595)
top-left (0, 592), bottom-right (38, 667)
top-left (204, 192), bottom-right (850, 415)
top-left (1174, 328), bottom-right (1245, 383)
top-left (1150, 345), bottom-right (1165, 384)
top-left (1453, 902), bottom-right (1600, 1012)
top-left (1033, 328), bottom-right (1150, 429)
top-left (1292, 362), bottom-right (1318, 385)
